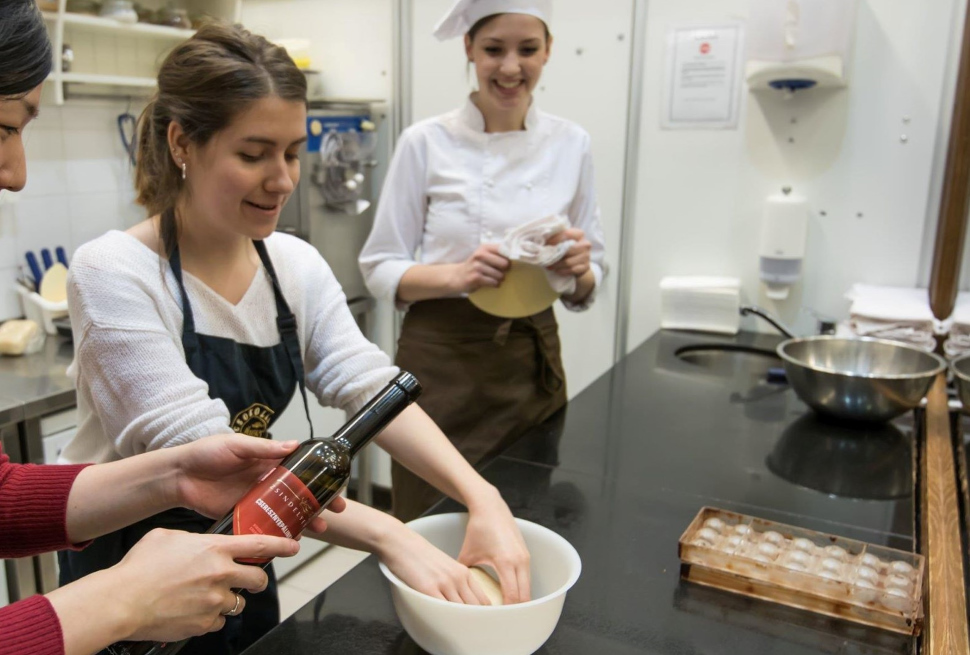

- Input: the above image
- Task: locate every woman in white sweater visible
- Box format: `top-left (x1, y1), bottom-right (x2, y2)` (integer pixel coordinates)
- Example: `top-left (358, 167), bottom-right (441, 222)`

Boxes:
top-left (58, 22), bottom-right (529, 655)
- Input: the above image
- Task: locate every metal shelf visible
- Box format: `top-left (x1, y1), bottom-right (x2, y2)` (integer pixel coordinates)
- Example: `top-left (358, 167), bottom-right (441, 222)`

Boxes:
top-left (42, 11), bottom-right (195, 39)
top-left (59, 72), bottom-right (158, 87)
top-left (40, 0), bottom-right (241, 104)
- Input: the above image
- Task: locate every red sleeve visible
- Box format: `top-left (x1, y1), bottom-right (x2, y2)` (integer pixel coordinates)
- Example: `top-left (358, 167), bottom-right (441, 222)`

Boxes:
top-left (0, 595), bottom-right (65, 655)
top-left (0, 449), bottom-right (92, 558)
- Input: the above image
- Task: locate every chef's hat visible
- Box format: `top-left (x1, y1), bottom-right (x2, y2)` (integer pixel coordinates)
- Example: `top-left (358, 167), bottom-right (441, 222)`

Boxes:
top-left (433, 0), bottom-right (552, 41)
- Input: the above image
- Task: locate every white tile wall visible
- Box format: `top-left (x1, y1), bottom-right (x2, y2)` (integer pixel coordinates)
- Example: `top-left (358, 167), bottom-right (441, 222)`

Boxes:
top-left (2, 99), bottom-right (146, 320)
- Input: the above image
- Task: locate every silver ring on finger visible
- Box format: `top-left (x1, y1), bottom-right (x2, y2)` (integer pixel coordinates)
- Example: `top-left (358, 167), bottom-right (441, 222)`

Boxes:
top-left (223, 592), bottom-right (242, 617)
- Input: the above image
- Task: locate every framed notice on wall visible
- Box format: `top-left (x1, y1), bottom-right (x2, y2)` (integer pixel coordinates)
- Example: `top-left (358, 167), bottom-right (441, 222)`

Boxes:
top-left (662, 22), bottom-right (745, 130)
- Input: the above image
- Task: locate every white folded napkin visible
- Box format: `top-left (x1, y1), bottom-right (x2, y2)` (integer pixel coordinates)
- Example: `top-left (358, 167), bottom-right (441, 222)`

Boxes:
top-left (944, 291), bottom-right (970, 358)
top-left (498, 215), bottom-right (576, 295)
top-left (845, 284), bottom-right (935, 322)
top-left (949, 291), bottom-right (970, 327)
top-left (851, 318), bottom-right (938, 351)
top-left (845, 284), bottom-right (938, 352)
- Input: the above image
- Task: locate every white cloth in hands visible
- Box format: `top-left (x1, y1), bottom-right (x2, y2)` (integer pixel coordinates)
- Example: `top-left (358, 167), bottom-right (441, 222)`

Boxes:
top-left (497, 214), bottom-right (576, 295)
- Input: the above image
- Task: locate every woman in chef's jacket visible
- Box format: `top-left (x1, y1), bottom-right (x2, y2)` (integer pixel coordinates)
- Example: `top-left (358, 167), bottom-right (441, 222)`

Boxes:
top-left (56, 20), bottom-right (530, 655)
top-left (359, 0), bottom-right (608, 521)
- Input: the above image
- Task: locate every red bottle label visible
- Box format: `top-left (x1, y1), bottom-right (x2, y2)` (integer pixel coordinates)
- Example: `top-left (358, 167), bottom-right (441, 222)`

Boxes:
top-left (232, 466), bottom-right (320, 564)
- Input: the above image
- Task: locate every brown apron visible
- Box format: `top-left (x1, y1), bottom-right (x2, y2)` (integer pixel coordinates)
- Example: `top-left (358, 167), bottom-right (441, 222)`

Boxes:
top-left (392, 298), bottom-right (568, 521)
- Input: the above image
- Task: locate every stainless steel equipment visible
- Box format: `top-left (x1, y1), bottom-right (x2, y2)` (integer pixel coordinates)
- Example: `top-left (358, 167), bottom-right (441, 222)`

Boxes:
top-left (276, 100), bottom-right (386, 506)
top-left (741, 305), bottom-right (947, 422)
top-left (777, 336), bottom-right (944, 422)
top-left (277, 101), bottom-right (382, 303)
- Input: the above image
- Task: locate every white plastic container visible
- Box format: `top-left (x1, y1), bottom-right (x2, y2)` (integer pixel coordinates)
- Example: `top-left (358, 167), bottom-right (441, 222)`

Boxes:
top-left (759, 188), bottom-right (809, 300)
top-left (379, 513), bottom-right (581, 655)
top-left (16, 286), bottom-right (68, 335)
top-left (746, 0), bottom-right (859, 91)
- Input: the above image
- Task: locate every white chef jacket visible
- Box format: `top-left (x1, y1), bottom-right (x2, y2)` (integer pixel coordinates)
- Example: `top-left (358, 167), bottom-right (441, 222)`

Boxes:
top-left (359, 97), bottom-right (608, 311)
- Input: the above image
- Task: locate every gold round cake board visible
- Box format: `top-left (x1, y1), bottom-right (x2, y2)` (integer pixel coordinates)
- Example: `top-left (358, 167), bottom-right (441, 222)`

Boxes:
top-left (468, 261), bottom-right (560, 319)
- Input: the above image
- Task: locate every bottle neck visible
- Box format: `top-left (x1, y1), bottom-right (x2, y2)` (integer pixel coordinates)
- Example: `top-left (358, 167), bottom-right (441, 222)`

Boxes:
top-left (329, 372), bottom-right (422, 457)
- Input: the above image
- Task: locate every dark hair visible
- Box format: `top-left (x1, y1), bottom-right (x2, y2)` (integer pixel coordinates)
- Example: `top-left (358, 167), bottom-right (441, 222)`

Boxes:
top-left (0, 0), bottom-right (53, 97)
top-left (467, 13), bottom-right (551, 42)
top-left (136, 20), bottom-right (306, 255)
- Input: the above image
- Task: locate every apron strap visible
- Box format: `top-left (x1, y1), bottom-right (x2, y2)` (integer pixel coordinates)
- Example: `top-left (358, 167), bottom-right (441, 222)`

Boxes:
top-left (525, 316), bottom-right (565, 395)
top-left (166, 215), bottom-right (201, 358)
top-left (253, 240), bottom-right (314, 439)
top-left (169, 222), bottom-right (315, 440)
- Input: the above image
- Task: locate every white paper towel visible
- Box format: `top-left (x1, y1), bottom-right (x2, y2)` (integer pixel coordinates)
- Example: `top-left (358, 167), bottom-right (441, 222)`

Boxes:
top-left (660, 276), bottom-right (741, 335)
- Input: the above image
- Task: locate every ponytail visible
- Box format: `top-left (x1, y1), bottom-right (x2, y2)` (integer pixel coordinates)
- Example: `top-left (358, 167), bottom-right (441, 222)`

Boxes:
top-left (134, 99), bottom-right (183, 255)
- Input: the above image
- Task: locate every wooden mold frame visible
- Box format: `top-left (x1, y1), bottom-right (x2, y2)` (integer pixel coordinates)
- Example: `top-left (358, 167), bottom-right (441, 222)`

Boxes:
top-left (920, 375), bottom-right (970, 655)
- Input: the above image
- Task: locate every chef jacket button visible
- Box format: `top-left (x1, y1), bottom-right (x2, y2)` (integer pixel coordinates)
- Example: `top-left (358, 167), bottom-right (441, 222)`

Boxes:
top-left (526, 182), bottom-right (533, 190)
top-left (485, 179), bottom-right (494, 188)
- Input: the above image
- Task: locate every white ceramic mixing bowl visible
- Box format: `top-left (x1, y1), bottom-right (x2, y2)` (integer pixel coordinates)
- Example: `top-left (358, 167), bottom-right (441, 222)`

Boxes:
top-left (378, 513), bottom-right (582, 655)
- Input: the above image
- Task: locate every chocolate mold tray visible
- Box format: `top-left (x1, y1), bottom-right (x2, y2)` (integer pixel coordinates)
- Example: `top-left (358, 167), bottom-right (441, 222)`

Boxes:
top-left (678, 507), bottom-right (925, 635)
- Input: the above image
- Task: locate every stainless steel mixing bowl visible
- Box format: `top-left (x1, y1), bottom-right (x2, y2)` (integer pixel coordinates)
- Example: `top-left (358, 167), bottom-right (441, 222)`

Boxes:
top-left (777, 336), bottom-right (946, 422)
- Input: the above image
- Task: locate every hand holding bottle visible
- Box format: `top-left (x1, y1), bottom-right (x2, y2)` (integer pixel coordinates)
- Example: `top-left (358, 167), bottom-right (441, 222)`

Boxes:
top-left (106, 373), bottom-right (423, 654)
top-left (114, 529), bottom-right (297, 641)
top-left (46, 529), bottom-right (300, 655)
top-left (170, 434), bottom-right (346, 531)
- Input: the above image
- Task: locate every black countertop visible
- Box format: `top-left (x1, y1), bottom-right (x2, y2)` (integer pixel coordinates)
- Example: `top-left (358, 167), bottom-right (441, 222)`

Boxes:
top-left (246, 329), bottom-right (919, 655)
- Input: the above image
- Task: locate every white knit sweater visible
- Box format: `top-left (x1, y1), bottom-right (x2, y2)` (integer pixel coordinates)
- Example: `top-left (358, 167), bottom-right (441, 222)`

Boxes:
top-left (60, 230), bottom-right (398, 465)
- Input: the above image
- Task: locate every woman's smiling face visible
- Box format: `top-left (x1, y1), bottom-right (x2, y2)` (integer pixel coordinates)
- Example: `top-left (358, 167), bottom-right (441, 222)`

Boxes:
top-left (465, 14), bottom-right (551, 118)
top-left (173, 94), bottom-right (307, 241)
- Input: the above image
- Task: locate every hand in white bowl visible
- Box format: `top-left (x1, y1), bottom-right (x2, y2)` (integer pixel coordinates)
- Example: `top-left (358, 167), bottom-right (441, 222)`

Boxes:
top-left (379, 526), bottom-right (493, 605)
top-left (457, 487), bottom-right (531, 604)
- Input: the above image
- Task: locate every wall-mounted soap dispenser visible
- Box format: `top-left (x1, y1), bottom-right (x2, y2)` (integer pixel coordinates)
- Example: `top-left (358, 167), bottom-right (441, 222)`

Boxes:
top-left (760, 187), bottom-right (808, 300)
top-left (746, 0), bottom-right (859, 93)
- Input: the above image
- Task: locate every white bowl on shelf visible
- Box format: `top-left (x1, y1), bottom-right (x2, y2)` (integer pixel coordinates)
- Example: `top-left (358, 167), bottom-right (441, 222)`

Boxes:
top-left (378, 513), bottom-right (581, 655)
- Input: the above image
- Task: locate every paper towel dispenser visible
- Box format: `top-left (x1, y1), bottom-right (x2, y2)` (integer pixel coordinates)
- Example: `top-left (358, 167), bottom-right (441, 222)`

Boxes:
top-left (746, 0), bottom-right (859, 93)
top-left (759, 187), bottom-right (808, 300)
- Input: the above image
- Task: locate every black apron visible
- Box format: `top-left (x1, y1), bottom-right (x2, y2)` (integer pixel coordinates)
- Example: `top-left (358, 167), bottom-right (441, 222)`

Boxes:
top-left (59, 237), bottom-right (314, 655)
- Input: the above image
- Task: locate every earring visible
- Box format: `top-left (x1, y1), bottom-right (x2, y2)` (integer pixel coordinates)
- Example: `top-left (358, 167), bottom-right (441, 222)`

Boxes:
top-left (180, 162), bottom-right (186, 180)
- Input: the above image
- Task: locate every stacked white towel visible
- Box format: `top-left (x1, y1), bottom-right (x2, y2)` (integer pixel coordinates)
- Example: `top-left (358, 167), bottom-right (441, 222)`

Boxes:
top-left (660, 276), bottom-right (741, 335)
top-left (498, 214), bottom-right (576, 295)
top-left (845, 284), bottom-right (938, 351)
top-left (944, 292), bottom-right (970, 358)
